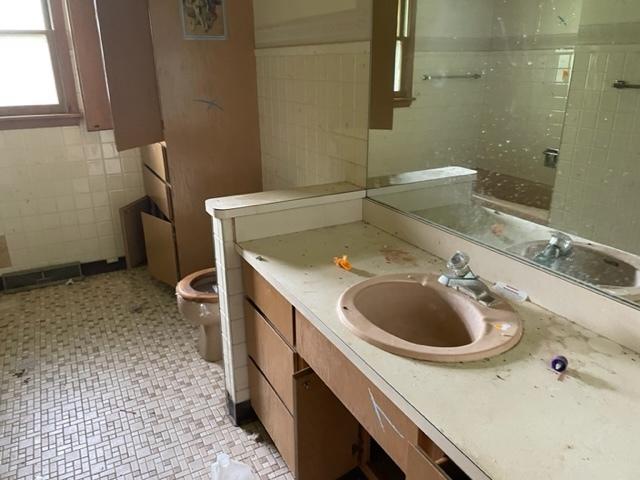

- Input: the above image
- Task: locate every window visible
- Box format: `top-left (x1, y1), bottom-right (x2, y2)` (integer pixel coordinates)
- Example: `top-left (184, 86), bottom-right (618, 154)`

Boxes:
top-left (393, 0), bottom-right (416, 108)
top-left (0, 0), bottom-right (80, 128)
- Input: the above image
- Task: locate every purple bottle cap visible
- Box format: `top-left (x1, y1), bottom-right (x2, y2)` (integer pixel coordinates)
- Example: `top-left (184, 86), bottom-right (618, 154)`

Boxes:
top-left (551, 355), bottom-right (568, 373)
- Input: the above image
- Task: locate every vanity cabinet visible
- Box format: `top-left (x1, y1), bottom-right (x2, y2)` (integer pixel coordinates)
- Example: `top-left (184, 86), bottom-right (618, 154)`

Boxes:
top-left (242, 261), bottom-right (360, 479)
top-left (241, 261), bottom-right (471, 480)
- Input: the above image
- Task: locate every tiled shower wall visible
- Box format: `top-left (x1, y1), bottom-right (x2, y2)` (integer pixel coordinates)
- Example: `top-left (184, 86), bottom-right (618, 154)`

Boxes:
top-left (550, 46), bottom-right (640, 255)
top-left (0, 127), bottom-right (144, 274)
top-left (370, 0), bottom-right (578, 187)
top-left (256, 42), bottom-right (370, 190)
top-left (369, 48), bottom-right (573, 184)
top-left (368, 52), bottom-right (487, 178)
top-left (478, 49), bottom-right (573, 186)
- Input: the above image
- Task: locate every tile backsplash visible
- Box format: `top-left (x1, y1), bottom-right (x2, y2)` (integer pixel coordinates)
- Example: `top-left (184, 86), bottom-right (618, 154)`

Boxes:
top-left (256, 42), bottom-right (370, 190)
top-left (0, 126), bottom-right (143, 273)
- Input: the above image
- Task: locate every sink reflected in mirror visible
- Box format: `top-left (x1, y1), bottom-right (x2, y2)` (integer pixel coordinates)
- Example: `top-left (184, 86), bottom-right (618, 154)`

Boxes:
top-left (509, 240), bottom-right (640, 291)
top-left (338, 273), bottom-right (523, 362)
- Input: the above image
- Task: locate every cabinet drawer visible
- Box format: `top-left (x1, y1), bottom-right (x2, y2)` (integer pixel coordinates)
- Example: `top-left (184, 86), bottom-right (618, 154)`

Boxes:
top-left (141, 212), bottom-right (178, 286)
top-left (248, 359), bottom-right (295, 471)
top-left (242, 261), bottom-right (294, 345)
top-left (141, 142), bottom-right (169, 182)
top-left (245, 299), bottom-right (296, 413)
top-left (143, 165), bottom-right (173, 221)
top-left (406, 444), bottom-right (449, 480)
top-left (295, 310), bottom-right (418, 471)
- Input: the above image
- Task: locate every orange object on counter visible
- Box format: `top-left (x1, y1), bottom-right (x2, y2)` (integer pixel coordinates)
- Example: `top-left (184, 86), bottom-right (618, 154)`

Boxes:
top-left (333, 255), bottom-right (352, 271)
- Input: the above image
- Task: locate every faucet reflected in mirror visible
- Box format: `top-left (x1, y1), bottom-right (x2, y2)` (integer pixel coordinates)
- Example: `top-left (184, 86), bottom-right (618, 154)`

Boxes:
top-left (532, 232), bottom-right (573, 265)
top-left (367, 0), bottom-right (640, 307)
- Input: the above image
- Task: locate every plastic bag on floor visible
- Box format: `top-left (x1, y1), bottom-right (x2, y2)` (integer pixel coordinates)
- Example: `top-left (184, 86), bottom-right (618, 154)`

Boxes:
top-left (211, 453), bottom-right (256, 480)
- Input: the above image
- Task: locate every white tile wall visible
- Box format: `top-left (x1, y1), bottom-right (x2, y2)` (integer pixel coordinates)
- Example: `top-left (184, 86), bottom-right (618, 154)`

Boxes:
top-left (369, 52), bottom-right (488, 177)
top-left (0, 127), bottom-right (144, 274)
top-left (369, 48), bottom-right (573, 187)
top-left (478, 48), bottom-right (574, 185)
top-left (0, 3), bottom-right (145, 275)
top-left (213, 216), bottom-right (248, 402)
top-left (550, 46), bottom-right (640, 255)
top-left (255, 42), bottom-right (370, 190)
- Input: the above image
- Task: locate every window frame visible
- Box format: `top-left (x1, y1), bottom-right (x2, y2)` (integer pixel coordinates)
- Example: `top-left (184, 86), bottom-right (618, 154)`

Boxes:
top-left (393, 0), bottom-right (416, 108)
top-left (0, 0), bottom-right (81, 129)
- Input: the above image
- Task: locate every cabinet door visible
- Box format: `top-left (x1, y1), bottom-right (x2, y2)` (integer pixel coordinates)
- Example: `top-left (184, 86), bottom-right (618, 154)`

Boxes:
top-left (141, 143), bottom-right (169, 182)
top-left (67, 0), bottom-right (113, 131)
top-left (296, 311), bottom-right (418, 471)
top-left (406, 444), bottom-right (450, 480)
top-left (294, 368), bottom-right (360, 480)
top-left (142, 166), bottom-right (173, 221)
top-left (95, 0), bottom-right (164, 151)
top-left (141, 212), bottom-right (178, 286)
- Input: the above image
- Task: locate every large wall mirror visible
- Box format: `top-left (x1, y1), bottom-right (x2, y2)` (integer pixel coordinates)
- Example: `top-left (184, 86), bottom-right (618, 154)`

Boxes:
top-left (367, 0), bottom-right (640, 306)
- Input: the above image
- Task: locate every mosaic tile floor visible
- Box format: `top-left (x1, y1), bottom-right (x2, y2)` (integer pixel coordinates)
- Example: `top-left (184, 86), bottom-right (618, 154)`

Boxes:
top-left (0, 269), bottom-right (292, 480)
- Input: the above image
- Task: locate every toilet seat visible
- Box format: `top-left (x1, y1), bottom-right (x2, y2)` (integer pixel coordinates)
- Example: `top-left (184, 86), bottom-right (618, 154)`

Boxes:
top-left (176, 268), bottom-right (219, 304)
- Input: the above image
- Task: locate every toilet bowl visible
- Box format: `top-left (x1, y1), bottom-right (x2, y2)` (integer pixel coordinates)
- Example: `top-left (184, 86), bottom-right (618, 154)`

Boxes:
top-left (176, 268), bottom-right (222, 362)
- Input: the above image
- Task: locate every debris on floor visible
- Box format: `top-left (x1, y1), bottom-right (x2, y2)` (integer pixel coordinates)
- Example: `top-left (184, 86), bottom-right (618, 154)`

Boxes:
top-left (1, 269), bottom-right (292, 480)
top-left (129, 303), bottom-right (144, 313)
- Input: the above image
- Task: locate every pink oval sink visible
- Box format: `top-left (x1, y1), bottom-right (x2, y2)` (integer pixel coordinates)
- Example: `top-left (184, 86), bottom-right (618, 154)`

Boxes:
top-left (338, 273), bottom-right (523, 362)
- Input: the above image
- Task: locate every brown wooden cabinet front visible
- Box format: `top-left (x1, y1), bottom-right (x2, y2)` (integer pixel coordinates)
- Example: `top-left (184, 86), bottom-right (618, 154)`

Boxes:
top-left (95, 0), bottom-right (164, 151)
top-left (242, 262), bottom-right (359, 479)
top-left (140, 212), bottom-right (178, 286)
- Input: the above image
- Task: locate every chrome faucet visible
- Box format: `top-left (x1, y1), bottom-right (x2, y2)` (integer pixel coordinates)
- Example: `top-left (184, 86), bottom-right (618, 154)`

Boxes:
top-left (533, 231), bottom-right (573, 265)
top-left (438, 251), bottom-right (497, 307)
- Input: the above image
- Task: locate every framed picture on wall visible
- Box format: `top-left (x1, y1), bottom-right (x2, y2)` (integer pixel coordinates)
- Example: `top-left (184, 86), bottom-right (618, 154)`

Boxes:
top-left (180, 0), bottom-right (227, 40)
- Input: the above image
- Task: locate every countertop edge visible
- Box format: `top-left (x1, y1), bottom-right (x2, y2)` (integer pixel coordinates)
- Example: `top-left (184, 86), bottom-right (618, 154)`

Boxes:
top-left (205, 185), bottom-right (365, 219)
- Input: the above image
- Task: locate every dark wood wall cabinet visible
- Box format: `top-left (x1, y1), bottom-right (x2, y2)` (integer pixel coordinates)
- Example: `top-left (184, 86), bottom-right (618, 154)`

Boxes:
top-left (72, 0), bottom-right (262, 281)
top-left (241, 261), bottom-right (471, 480)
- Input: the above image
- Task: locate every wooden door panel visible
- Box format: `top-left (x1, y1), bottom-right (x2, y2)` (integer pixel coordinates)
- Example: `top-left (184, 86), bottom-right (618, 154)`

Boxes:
top-left (141, 212), bottom-right (178, 286)
top-left (143, 166), bottom-right (173, 220)
top-left (294, 368), bottom-right (360, 480)
top-left (147, 0), bottom-right (262, 275)
top-left (67, 0), bottom-right (113, 131)
top-left (141, 143), bottom-right (169, 182)
top-left (95, 0), bottom-right (164, 150)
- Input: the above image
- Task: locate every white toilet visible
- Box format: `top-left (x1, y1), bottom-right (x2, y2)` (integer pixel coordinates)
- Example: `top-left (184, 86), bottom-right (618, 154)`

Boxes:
top-left (176, 268), bottom-right (222, 362)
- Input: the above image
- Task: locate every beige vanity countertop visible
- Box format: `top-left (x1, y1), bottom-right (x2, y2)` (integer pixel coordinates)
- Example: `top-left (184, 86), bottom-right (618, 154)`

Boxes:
top-left (237, 221), bottom-right (640, 480)
top-left (205, 182), bottom-right (363, 219)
